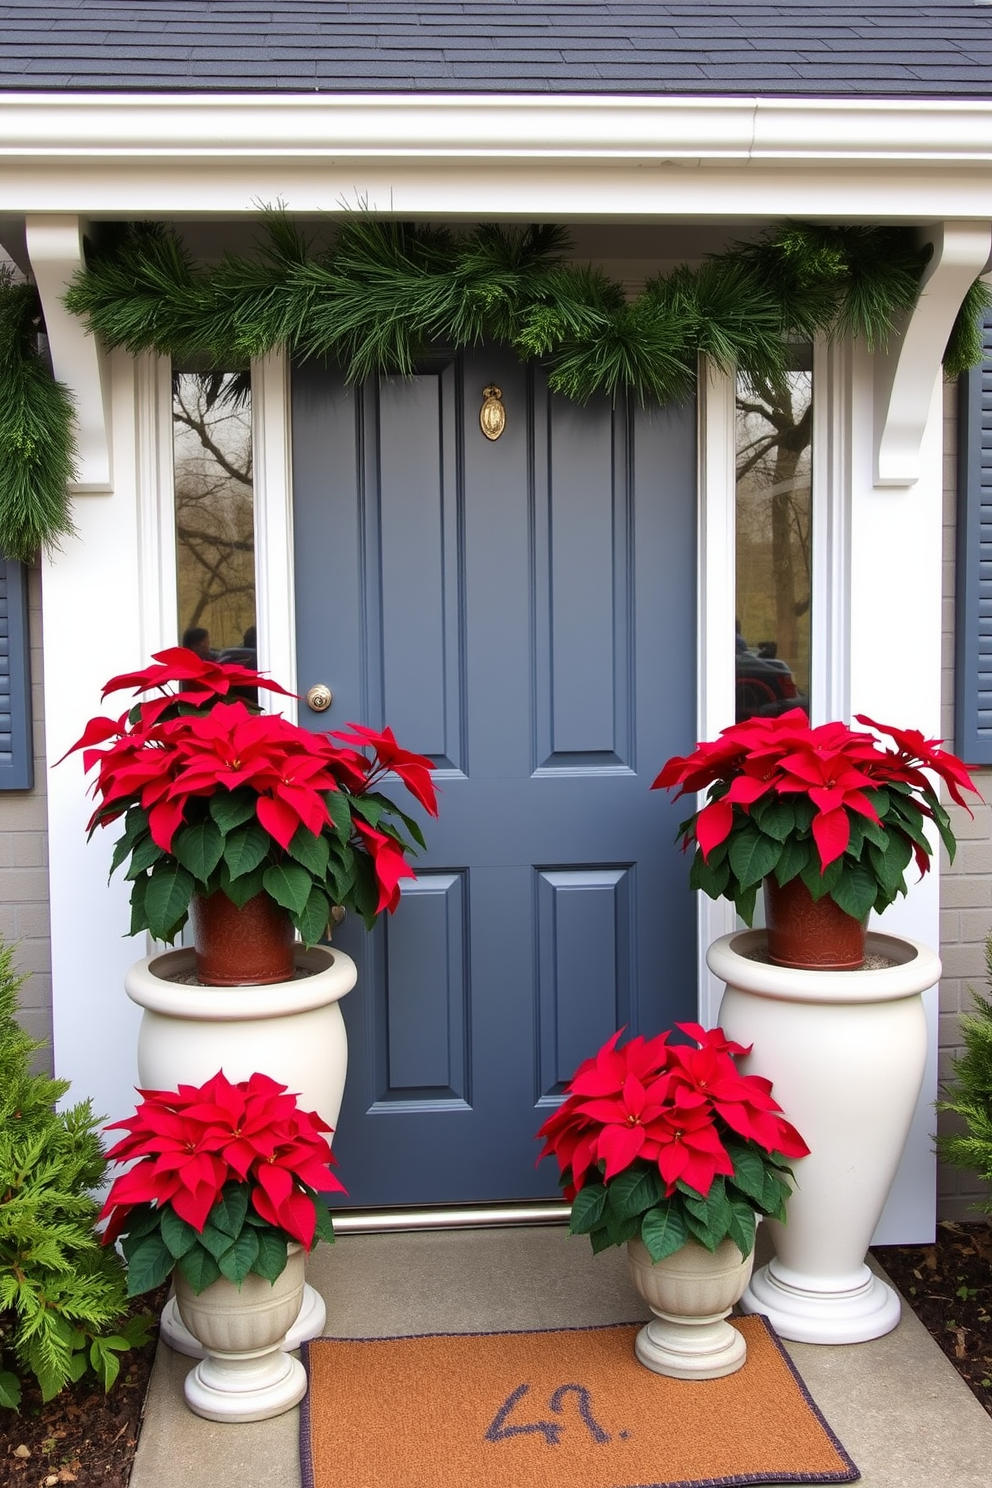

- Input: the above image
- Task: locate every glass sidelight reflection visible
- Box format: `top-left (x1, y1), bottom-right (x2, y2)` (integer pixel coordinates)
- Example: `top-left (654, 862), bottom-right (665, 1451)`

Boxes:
top-left (735, 349), bottom-right (812, 722)
top-left (172, 368), bottom-right (257, 666)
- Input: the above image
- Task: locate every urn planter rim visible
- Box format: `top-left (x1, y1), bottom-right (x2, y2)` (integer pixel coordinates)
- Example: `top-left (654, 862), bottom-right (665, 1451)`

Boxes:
top-left (707, 929), bottom-right (941, 1004)
top-left (124, 943), bottom-right (358, 1019)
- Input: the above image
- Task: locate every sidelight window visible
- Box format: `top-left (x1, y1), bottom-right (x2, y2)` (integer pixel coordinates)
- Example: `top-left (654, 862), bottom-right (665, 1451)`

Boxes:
top-left (172, 368), bottom-right (256, 667)
top-left (734, 349), bottom-right (813, 723)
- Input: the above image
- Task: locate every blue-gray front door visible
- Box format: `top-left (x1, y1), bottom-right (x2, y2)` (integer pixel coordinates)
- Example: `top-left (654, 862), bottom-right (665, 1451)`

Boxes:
top-left (292, 346), bottom-right (697, 1208)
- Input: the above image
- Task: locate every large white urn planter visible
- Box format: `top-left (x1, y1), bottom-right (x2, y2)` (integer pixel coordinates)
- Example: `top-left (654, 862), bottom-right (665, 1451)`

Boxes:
top-left (125, 943), bottom-right (357, 1358)
top-left (175, 1242), bottom-right (308, 1422)
top-left (627, 1235), bottom-right (754, 1379)
top-left (707, 929), bottom-right (939, 1345)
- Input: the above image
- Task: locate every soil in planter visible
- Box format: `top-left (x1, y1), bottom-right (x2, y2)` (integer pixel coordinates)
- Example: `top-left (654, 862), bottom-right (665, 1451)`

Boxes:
top-left (872, 1220), bottom-right (992, 1417)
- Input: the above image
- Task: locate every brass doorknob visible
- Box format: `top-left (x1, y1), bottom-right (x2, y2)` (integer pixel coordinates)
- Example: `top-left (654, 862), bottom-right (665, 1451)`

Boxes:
top-left (305, 684), bottom-right (333, 713)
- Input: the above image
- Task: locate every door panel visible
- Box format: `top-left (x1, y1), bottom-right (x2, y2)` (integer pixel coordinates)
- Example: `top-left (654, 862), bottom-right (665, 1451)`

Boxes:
top-left (293, 346), bottom-right (697, 1207)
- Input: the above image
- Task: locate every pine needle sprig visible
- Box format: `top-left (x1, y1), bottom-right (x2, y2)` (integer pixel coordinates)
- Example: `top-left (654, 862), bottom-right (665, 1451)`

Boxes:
top-left (945, 277), bottom-right (992, 379)
top-left (0, 273), bottom-right (76, 562)
top-left (935, 930), bottom-right (992, 1213)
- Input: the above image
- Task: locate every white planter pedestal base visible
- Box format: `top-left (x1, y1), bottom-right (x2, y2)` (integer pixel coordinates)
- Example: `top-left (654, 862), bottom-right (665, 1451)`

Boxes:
top-left (627, 1236), bottom-right (754, 1380)
top-left (183, 1345), bottom-right (308, 1423)
top-left (161, 1281), bottom-right (326, 1359)
top-left (742, 1259), bottom-right (902, 1345)
top-left (634, 1311), bottom-right (747, 1380)
top-left (708, 928), bottom-right (939, 1346)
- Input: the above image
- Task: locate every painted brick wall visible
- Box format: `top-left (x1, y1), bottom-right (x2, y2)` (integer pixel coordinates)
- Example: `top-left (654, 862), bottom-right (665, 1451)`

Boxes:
top-left (0, 562), bottom-right (53, 1069)
top-left (939, 377), bottom-right (992, 1220)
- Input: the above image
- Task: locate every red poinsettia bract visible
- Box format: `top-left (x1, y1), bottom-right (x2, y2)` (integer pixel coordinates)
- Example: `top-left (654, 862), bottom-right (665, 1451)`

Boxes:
top-left (60, 648), bottom-right (438, 920)
top-left (99, 1070), bottom-right (346, 1250)
top-left (653, 708), bottom-right (980, 873)
top-left (537, 1024), bottom-right (809, 1202)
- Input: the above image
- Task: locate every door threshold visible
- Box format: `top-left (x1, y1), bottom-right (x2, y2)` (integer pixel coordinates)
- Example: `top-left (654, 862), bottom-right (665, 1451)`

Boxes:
top-left (330, 1201), bottom-right (571, 1235)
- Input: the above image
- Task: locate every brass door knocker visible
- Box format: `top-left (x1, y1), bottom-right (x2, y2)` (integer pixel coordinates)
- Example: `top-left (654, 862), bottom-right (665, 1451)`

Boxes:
top-left (480, 385), bottom-right (506, 441)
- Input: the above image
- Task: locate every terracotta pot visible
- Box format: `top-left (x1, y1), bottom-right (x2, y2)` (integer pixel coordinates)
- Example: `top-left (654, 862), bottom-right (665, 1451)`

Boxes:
top-left (763, 875), bottom-right (867, 970)
top-left (627, 1235), bottom-right (754, 1379)
top-left (191, 890), bottom-right (296, 986)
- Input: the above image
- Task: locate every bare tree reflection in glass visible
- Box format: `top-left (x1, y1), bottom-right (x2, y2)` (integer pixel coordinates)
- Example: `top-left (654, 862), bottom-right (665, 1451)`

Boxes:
top-left (173, 369), bottom-right (256, 663)
top-left (735, 353), bottom-right (812, 722)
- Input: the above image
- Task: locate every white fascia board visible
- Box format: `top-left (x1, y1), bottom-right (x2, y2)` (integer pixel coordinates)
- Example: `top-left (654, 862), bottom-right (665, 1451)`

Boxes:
top-left (2, 94), bottom-right (992, 221)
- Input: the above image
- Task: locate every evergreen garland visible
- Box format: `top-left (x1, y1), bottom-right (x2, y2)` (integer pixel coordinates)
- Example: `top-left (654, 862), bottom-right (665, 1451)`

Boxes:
top-left (66, 214), bottom-right (954, 403)
top-left (1, 212), bottom-right (990, 560)
top-left (0, 269), bottom-right (77, 563)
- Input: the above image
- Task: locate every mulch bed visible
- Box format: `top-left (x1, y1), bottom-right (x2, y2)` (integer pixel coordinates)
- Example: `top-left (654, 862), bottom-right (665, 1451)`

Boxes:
top-left (872, 1218), bottom-right (992, 1416)
top-left (3, 1227), bottom-right (991, 1484)
top-left (1, 1289), bottom-right (166, 1488)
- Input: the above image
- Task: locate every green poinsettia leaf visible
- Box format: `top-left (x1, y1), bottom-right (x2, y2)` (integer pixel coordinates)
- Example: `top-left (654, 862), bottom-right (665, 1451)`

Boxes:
top-left (830, 859), bottom-right (877, 921)
top-left (295, 885), bottom-right (332, 948)
top-left (312, 1197), bottom-right (337, 1246)
top-left (689, 849), bottom-right (731, 900)
top-left (605, 1166), bottom-right (663, 1221)
top-left (588, 1223), bottom-right (617, 1256)
top-left (262, 861), bottom-right (314, 916)
top-left (222, 820), bottom-right (271, 879)
top-left (735, 878), bottom-right (759, 926)
top-left (219, 861), bottom-right (268, 908)
top-left (568, 1181), bottom-right (608, 1235)
top-left (723, 1142), bottom-right (768, 1207)
top-left (640, 1203), bottom-right (689, 1263)
top-left (123, 832), bottom-right (165, 880)
top-left (160, 1206), bottom-right (199, 1259)
top-left (128, 873), bottom-right (149, 936)
top-left (324, 790), bottom-right (353, 844)
top-left (726, 1197), bottom-right (757, 1258)
top-left (750, 794), bottom-right (796, 842)
top-left (253, 1228), bottom-right (290, 1283)
top-left (123, 1233), bottom-right (175, 1297)
top-left (209, 790), bottom-right (258, 834)
top-left (799, 855), bottom-right (842, 901)
top-left (177, 1243), bottom-right (223, 1294)
top-left (217, 1226), bottom-right (261, 1286)
top-left (772, 834), bottom-right (810, 887)
top-left (287, 825), bottom-right (330, 878)
top-left (728, 828), bottom-right (783, 890)
top-left (172, 819), bottom-right (225, 884)
top-left (143, 863), bottom-right (195, 940)
top-left (209, 1183), bottom-right (249, 1239)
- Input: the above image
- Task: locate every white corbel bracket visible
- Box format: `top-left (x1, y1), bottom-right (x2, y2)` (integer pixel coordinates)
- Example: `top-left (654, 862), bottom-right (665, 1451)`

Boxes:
top-left (24, 214), bottom-right (112, 492)
top-left (874, 220), bottom-right (991, 488)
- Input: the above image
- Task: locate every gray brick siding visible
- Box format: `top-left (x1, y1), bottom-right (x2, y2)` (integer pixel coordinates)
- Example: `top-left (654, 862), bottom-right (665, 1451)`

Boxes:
top-left (940, 377), bottom-right (992, 1221)
top-left (0, 562), bottom-right (53, 1069)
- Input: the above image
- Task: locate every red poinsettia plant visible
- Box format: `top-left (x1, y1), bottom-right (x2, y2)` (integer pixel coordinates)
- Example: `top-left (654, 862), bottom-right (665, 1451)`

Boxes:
top-left (652, 708), bottom-right (980, 925)
top-left (100, 1069), bottom-right (345, 1296)
top-left (537, 1024), bottom-right (808, 1261)
top-left (61, 647), bottom-right (438, 944)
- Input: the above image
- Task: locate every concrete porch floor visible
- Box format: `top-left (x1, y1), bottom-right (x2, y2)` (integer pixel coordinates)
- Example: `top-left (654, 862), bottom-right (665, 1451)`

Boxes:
top-left (129, 1222), bottom-right (992, 1488)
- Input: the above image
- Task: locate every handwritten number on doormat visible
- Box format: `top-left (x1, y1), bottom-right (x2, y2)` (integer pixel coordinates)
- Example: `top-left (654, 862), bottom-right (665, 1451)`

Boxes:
top-left (485, 1382), bottom-right (613, 1446)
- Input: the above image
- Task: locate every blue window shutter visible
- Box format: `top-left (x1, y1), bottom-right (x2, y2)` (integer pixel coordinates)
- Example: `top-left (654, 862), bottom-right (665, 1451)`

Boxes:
top-left (956, 312), bottom-right (992, 764)
top-left (0, 558), bottom-right (33, 790)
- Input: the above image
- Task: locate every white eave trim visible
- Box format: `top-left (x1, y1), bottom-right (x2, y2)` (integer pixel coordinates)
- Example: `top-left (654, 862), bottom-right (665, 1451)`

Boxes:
top-left (3, 92), bottom-right (992, 166)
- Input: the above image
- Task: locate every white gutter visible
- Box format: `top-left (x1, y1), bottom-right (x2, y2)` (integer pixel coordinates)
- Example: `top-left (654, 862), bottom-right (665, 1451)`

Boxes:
top-left (2, 92), bottom-right (992, 166)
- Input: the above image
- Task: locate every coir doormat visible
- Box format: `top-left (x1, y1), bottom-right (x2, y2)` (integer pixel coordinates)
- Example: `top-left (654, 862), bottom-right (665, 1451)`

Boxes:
top-left (300, 1316), bottom-right (859, 1488)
